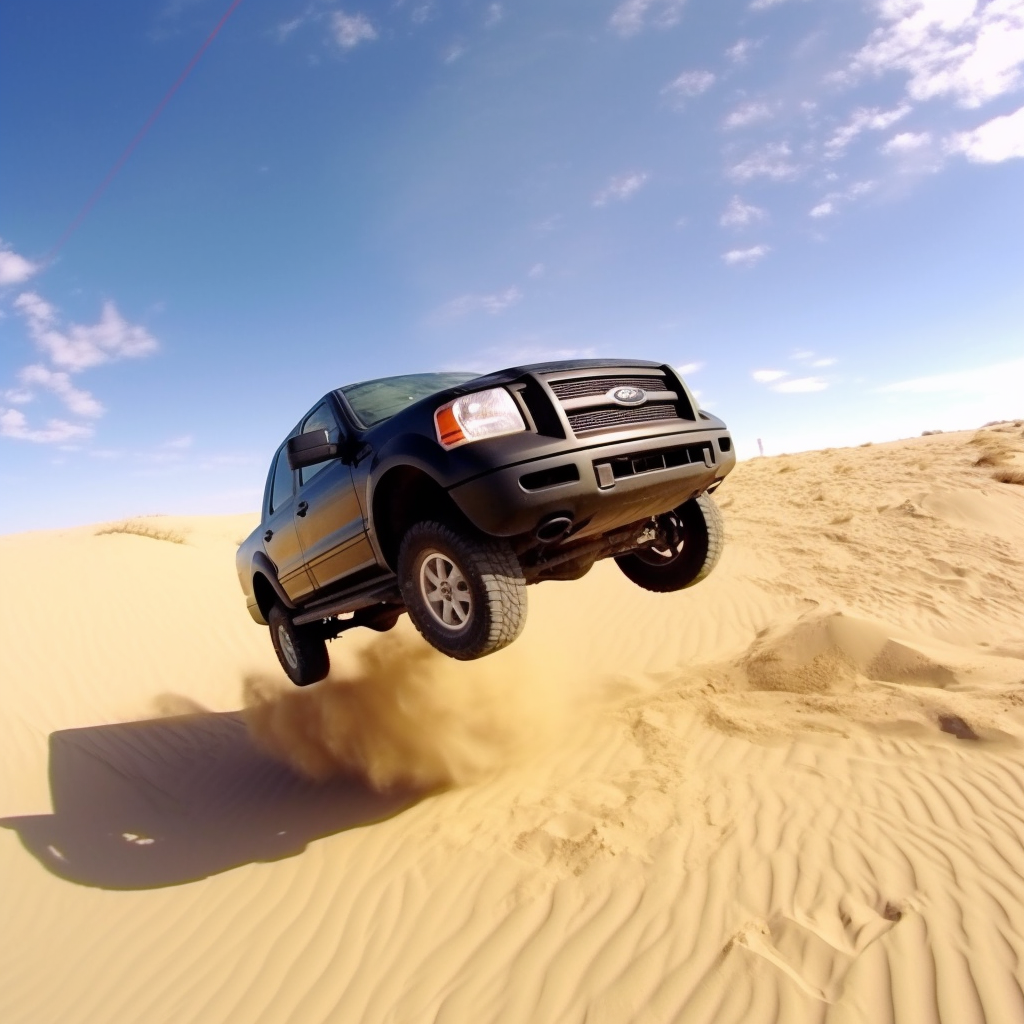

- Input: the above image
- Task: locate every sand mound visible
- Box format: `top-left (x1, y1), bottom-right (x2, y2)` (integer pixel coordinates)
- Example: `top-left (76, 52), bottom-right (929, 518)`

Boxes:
top-left (2, 429), bottom-right (1024, 1023)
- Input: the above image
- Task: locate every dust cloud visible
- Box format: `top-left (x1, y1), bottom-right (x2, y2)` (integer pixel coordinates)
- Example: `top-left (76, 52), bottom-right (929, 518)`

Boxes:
top-left (244, 633), bottom-right (567, 792)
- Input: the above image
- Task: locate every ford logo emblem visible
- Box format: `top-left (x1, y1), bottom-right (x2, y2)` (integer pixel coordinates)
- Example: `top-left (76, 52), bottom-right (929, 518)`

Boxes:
top-left (608, 386), bottom-right (647, 407)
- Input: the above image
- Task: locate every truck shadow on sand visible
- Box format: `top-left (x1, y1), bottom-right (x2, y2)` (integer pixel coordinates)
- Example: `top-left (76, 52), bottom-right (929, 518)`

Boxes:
top-left (0, 711), bottom-right (417, 890)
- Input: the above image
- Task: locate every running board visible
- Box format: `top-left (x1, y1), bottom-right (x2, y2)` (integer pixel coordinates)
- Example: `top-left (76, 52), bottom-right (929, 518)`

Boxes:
top-left (292, 578), bottom-right (401, 626)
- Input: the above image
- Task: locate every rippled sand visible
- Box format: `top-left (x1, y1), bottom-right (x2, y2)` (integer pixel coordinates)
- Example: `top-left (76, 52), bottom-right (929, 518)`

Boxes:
top-left (2, 424), bottom-right (1023, 1023)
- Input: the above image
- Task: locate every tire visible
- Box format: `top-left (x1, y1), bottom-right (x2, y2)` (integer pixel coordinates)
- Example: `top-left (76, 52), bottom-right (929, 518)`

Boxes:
top-left (268, 603), bottom-right (330, 686)
top-left (398, 521), bottom-right (527, 660)
top-left (615, 493), bottom-right (724, 593)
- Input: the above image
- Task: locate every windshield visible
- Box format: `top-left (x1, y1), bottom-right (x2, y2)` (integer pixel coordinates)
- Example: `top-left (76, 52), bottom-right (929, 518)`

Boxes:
top-left (339, 372), bottom-right (478, 428)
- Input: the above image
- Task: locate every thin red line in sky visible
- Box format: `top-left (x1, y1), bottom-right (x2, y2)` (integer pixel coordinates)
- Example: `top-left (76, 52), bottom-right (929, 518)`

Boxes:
top-left (45, 0), bottom-right (248, 264)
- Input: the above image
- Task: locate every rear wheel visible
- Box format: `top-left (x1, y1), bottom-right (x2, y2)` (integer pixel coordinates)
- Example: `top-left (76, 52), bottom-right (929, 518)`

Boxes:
top-left (615, 493), bottom-right (724, 593)
top-left (398, 521), bottom-right (527, 660)
top-left (268, 603), bottom-right (330, 686)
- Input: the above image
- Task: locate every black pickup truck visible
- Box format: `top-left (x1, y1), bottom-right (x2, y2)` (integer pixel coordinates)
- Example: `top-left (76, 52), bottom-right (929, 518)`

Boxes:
top-left (236, 359), bottom-right (735, 685)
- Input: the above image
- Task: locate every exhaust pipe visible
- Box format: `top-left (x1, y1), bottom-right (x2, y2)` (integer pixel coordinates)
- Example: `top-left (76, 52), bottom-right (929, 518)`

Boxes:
top-left (534, 514), bottom-right (574, 543)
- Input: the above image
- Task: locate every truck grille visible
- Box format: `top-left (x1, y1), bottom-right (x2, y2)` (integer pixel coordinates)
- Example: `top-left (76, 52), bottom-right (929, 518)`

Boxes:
top-left (544, 368), bottom-right (693, 437)
top-left (567, 403), bottom-right (678, 434)
top-left (549, 375), bottom-right (666, 401)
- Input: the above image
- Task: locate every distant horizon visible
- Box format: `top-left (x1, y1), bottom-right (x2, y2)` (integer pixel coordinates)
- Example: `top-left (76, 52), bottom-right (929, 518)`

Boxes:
top-left (4, 415), bottom-right (1019, 538)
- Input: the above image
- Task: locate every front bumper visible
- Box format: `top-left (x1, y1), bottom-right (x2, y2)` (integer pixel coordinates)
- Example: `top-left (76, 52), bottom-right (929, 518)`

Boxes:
top-left (449, 426), bottom-right (735, 540)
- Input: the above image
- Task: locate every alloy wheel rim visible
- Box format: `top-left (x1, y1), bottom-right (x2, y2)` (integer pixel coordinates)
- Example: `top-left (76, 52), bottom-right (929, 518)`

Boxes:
top-left (419, 551), bottom-right (472, 630)
top-left (636, 512), bottom-right (685, 565)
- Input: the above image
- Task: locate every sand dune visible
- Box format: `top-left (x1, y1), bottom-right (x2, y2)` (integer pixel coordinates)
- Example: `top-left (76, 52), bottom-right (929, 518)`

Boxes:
top-left (2, 425), bottom-right (1024, 1023)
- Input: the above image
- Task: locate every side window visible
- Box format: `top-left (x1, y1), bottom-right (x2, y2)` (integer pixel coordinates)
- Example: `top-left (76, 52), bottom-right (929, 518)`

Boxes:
top-left (299, 401), bottom-right (343, 485)
top-left (269, 446), bottom-right (294, 514)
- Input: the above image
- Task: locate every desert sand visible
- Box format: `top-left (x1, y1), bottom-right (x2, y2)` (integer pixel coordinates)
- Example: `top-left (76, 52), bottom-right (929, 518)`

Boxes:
top-left (2, 424), bottom-right (1024, 1024)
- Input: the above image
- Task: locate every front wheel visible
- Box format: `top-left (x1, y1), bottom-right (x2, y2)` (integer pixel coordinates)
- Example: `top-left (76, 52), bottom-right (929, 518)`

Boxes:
top-left (268, 603), bottom-right (330, 686)
top-left (398, 521), bottom-right (527, 660)
top-left (615, 493), bottom-right (724, 593)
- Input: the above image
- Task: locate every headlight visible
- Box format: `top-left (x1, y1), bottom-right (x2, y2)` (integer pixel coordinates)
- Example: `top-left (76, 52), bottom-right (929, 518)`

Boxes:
top-left (434, 388), bottom-right (527, 449)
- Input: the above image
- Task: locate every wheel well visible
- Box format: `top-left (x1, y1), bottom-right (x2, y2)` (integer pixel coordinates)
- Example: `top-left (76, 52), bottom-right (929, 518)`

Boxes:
top-left (372, 466), bottom-right (468, 569)
top-left (252, 572), bottom-right (278, 620)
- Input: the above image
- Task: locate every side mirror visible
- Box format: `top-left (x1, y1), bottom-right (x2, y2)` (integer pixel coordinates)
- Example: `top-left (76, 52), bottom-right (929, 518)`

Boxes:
top-left (287, 430), bottom-right (339, 470)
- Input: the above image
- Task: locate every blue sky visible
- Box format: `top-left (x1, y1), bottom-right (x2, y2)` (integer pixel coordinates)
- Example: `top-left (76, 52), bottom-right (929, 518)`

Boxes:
top-left (1, 0), bottom-right (1022, 534)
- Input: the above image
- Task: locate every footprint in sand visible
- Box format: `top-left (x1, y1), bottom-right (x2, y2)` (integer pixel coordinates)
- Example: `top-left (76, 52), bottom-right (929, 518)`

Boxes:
top-left (731, 895), bottom-right (908, 1003)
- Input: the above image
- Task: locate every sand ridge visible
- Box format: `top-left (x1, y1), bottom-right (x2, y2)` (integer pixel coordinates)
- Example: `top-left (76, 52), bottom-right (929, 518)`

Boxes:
top-left (1, 426), bottom-right (1024, 1023)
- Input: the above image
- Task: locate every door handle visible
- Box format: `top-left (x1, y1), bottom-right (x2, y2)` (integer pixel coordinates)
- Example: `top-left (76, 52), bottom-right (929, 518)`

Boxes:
top-left (264, 529), bottom-right (273, 542)
top-left (296, 501), bottom-right (309, 517)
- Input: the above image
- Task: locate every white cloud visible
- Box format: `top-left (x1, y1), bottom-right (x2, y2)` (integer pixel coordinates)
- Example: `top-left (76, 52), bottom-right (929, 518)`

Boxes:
top-left (18, 365), bottom-right (104, 417)
top-left (752, 369), bottom-right (787, 382)
top-left (0, 238), bottom-right (38, 286)
top-left (609, 0), bottom-right (687, 37)
top-left (436, 287), bottom-right (522, 320)
top-left (13, 290), bottom-right (56, 328)
top-left (484, 3), bottom-right (503, 28)
top-left (750, 0), bottom-right (804, 9)
top-left (808, 180), bottom-right (874, 218)
top-left (411, 3), bottom-right (435, 25)
top-left (877, 357), bottom-right (1024, 394)
top-left (593, 171), bottom-right (649, 206)
top-left (331, 11), bottom-right (377, 49)
top-left (14, 293), bottom-right (159, 372)
top-left (720, 195), bottom-right (768, 228)
top-left (825, 104), bottom-right (912, 157)
top-left (527, 263), bottom-right (546, 279)
top-left (443, 42), bottom-right (466, 64)
top-left (0, 408), bottom-right (93, 444)
top-left (726, 38), bottom-right (759, 63)
top-left (677, 361), bottom-right (704, 375)
top-left (162, 434), bottom-right (194, 449)
top-left (723, 244), bottom-right (770, 266)
top-left (723, 100), bottom-right (774, 130)
top-left (662, 70), bottom-right (715, 104)
top-left (275, 16), bottom-right (306, 42)
top-left (789, 351), bottom-right (838, 368)
top-left (849, 0), bottom-right (1024, 110)
top-left (2, 292), bottom-right (158, 445)
top-left (882, 130), bottom-right (933, 153)
top-left (773, 376), bottom-right (828, 392)
top-left (728, 141), bottom-right (798, 181)
top-left (949, 103), bottom-right (1024, 161)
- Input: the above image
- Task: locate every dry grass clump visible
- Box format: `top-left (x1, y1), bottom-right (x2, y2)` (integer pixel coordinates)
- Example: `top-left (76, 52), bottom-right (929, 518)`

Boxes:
top-left (969, 430), bottom-right (1019, 467)
top-left (95, 518), bottom-right (187, 544)
top-left (993, 467), bottom-right (1024, 486)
